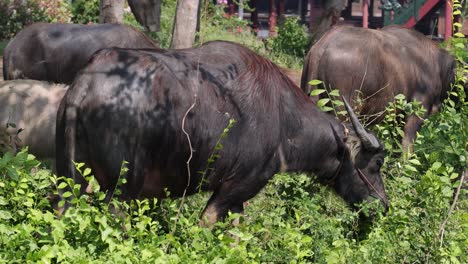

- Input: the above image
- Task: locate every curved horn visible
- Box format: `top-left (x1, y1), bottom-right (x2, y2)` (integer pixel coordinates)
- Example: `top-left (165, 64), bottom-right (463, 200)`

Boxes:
top-left (341, 96), bottom-right (380, 150)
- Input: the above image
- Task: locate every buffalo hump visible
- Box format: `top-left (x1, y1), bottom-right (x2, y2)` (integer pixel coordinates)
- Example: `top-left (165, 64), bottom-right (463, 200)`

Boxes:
top-left (3, 23), bottom-right (158, 84)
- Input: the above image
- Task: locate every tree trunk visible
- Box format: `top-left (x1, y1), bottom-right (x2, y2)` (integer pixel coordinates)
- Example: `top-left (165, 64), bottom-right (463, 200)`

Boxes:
top-left (171, 0), bottom-right (200, 49)
top-left (128, 0), bottom-right (162, 32)
top-left (100, 0), bottom-right (125, 24)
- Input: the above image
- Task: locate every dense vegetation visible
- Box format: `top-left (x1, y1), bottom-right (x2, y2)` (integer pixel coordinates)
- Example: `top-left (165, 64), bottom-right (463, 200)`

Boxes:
top-left (0, 1), bottom-right (467, 263)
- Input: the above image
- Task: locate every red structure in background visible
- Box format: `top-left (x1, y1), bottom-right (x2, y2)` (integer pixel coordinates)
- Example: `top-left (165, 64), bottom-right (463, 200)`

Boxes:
top-left (226, 0), bottom-right (455, 39)
top-left (362, 0), bottom-right (369, 28)
top-left (445, 0), bottom-right (453, 39)
top-left (269, 0), bottom-right (278, 36)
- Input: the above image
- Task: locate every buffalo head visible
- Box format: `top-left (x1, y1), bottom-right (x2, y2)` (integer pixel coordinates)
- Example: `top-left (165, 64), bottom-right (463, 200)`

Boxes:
top-left (330, 97), bottom-right (389, 213)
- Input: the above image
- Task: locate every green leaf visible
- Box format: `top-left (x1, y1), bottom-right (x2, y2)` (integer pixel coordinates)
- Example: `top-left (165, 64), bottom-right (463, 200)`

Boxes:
top-left (333, 100), bottom-right (344, 106)
top-left (62, 191), bottom-right (72, 198)
top-left (0, 210), bottom-right (12, 220)
top-left (308, 79), bottom-right (323, 85)
top-left (404, 164), bottom-right (418, 172)
top-left (321, 106), bottom-right (334, 112)
top-left (0, 152), bottom-right (14, 167)
top-left (317, 98), bottom-right (330, 108)
top-left (431, 162), bottom-right (442, 171)
top-left (329, 89), bottom-right (340, 96)
top-left (83, 168), bottom-right (92, 176)
top-left (394, 94), bottom-right (406, 100)
top-left (57, 182), bottom-right (68, 189)
top-left (0, 197), bottom-right (7, 206)
top-left (449, 173), bottom-right (459, 180)
top-left (408, 159), bottom-right (421, 166)
top-left (310, 89), bottom-right (326, 96)
top-left (398, 176), bottom-right (413, 184)
top-left (6, 167), bottom-right (19, 181)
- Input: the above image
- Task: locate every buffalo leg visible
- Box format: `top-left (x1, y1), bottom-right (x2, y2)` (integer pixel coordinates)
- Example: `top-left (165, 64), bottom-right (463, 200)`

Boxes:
top-left (402, 97), bottom-right (433, 154)
top-left (105, 151), bottom-right (146, 203)
top-left (402, 111), bottom-right (428, 154)
top-left (229, 203), bottom-right (244, 226)
top-left (402, 114), bottom-right (421, 153)
top-left (200, 173), bottom-right (271, 228)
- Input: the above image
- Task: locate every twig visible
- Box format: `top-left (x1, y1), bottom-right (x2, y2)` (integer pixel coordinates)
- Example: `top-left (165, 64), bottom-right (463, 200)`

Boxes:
top-left (439, 170), bottom-right (466, 247)
top-left (171, 96), bottom-right (197, 234)
top-left (358, 54), bottom-right (369, 94)
top-left (362, 83), bottom-right (390, 102)
top-left (170, 13), bottom-right (204, 234)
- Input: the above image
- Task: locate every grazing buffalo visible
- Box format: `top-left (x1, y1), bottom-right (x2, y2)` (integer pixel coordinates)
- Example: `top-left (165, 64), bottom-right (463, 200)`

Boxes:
top-left (301, 25), bottom-right (456, 151)
top-left (56, 41), bottom-right (389, 225)
top-left (3, 23), bottom-right (157, 84)
top-left (0, 80), bottom-right (67, 159)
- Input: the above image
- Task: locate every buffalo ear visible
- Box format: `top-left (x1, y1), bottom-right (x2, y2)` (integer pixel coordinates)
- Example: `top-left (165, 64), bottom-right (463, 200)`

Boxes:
top-left (341, 96), bottom-right (380, 151)
top-left (330, 124), bottom-right (347, 157)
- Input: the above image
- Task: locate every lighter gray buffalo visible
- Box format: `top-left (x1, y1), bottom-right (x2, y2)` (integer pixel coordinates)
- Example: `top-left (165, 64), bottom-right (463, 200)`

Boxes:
top-left (0, 80), bottom-right (66, 159)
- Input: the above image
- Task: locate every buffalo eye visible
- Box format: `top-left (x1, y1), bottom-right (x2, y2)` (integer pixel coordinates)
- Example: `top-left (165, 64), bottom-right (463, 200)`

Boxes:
top-left (376, 158), bottom-right (384, 168)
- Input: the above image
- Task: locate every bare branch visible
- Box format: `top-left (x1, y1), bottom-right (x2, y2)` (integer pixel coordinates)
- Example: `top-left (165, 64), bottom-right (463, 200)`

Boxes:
top-left (439, 170), bottom-right (466, 247)
top-left (171, 97), bottom-right (197, 234)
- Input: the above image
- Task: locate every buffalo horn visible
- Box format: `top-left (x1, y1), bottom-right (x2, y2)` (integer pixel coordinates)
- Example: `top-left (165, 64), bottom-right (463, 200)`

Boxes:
top-left (342, 96), bottom-right (380, 150)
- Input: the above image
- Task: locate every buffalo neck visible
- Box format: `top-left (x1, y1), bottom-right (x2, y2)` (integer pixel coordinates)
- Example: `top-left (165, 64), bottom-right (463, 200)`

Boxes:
top-left (278, 93), bottom-right (345, 183)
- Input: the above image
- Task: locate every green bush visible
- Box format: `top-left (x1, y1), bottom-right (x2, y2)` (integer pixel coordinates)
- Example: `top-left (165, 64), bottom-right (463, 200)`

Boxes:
top-left (0, 0), bottom-right (71, 40)
top-left (0, 0), bottom-right (45, 39)
top-left (269, 17), bottom-right (310, 58)
top-left (70, 0), bottom-right (99, 24)
top-left (35, 0), bottom-right (71, 23)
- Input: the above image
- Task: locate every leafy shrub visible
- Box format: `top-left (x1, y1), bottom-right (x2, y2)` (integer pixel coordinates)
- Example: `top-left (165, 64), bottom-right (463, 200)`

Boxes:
top-left (198, 0), bottom-right (250, 44)
top-left (0, 0), bottom-right (71, 40)
top-left (207, 1), bottom-right (249, 33)
top-left (269, 17), bottom-right (310, 58)
top-left (0, 0), bottom-right (44, 39)
top-left (34, 0), bottom-right (71, 23)
top-left (0, 137), bottom-right (465, 263)
top-left (70, 0), bottom-right (99, 24)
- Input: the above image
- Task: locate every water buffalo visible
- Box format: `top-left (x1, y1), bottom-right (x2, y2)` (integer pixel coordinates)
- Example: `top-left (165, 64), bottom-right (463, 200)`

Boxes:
top-left (301, 25), bottom-right (456, 152)
top-left (128, 0), bottom-right (161, 32)
top-left (3, 23), bottom-right (158, 84)
top-left (0, 80), bottom-right (67, 159)
top-left (56, 41), bottom-right (388, 225)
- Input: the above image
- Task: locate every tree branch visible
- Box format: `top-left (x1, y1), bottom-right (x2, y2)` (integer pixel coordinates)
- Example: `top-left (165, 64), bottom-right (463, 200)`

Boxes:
top-left (439, 170), bottom-right (466, 247)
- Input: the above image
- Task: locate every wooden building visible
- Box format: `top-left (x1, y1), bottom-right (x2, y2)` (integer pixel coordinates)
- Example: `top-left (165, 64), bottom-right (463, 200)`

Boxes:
top-left (226, 0), bottom-right (455, 39)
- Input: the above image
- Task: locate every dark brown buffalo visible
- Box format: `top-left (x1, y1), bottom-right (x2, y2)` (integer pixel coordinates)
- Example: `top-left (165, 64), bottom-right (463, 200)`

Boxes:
top-left (56, 41), bottom-right (388, 225)
top-left (301, 25), bottom-right (456, 151)
top-left (3, 23), bottom-right (157, 84)
top-left (127, 0), bottom-right (161, 32)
